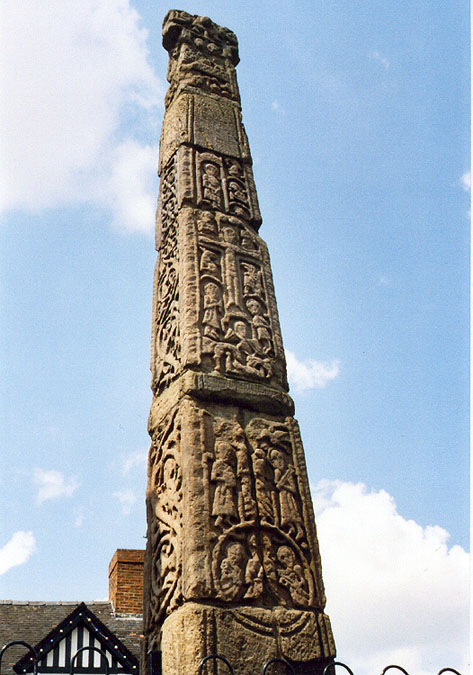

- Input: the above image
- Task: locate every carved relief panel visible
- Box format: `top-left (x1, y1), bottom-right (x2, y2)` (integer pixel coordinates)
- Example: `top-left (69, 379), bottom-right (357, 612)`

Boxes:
top-left (149, 399), bottom-right (326, 614)
top-left (179, 207), bottom-right (288, 390)
top-left (152, 200), bottom-right (288, 394)
top-left (207, 414), bottom-right (319, 610)
top-left (173, 145), bottom-right (260, 226)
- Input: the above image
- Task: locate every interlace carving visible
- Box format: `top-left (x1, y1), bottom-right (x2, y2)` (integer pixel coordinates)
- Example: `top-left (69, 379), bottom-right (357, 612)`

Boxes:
top-left (145, 411), bottom-right (183, 638)
top-left (152, 157), bottom-right (180, 394)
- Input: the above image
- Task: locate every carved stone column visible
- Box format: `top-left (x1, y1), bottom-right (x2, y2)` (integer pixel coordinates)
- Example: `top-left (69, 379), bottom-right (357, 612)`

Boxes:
top-left (143, 11), bottom-right (336, 675)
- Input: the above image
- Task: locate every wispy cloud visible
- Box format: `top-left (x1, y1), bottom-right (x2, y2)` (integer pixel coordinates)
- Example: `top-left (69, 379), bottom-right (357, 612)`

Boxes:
top-left (460, 171), bottom-right (471, 192)
top-left (121, 448), bottom-right (148, 476)
top-left (73, 506), bottom-right (86, 528)
top-left (113, 489), bottom-right (137, 515)
top-left (0, 531), bottom-right (36, 576)
top-left (285, 350), bottom-right (340, 392)
top-left (312, 480), bottom-right (469, 675)
top-left (33, 468), bottom-right (78, 504)
top-left (369, 51), bottom-right (390, 70)
top-left (271, 99), bottom-right (286, 115)
top-left (0, 0), bottom-right (163, 234)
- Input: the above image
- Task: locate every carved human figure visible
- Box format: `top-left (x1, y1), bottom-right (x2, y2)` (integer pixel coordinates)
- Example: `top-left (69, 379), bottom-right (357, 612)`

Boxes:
top-left (200, 249), bottom-right (220, 276)
top-left (217, 321), bottom-right (251, 371)
top-left (240, 228), bottom-right (257, 250)
top-left (242, 263), bottom-right (263, 297)
top-left (244, 533), bottom-right (263, 599)
top-left (219, 541), bottom-right (245, 601)
top-left (228, 179), bottom-right (247, 204)
top-left (222, 224), bottom-right (239, 245)
top-left (251, 440), bottom-right (276, 525)
top-left (276, 546), bottom-right (309, 606)
top-left (198, 211), bottom-right (218, 237)
top-left (211, 440), bottom-right (237, 528)
top-left (261, 534), bottom-right (277, 584)
top-left (202, 281), bottom-right (223, 339)
top-left (269, 448), bottom-right (304, 541)
top-left (202, 162), bottom-right (222, 208)
top-left (212, 321), bottom-right (271, 381)
top-left (221, 224), bottom-right (243, 310)
top-left (246, 298), bottom-right (272, 353)
top-left (232, 427), bottom-right (257, 521)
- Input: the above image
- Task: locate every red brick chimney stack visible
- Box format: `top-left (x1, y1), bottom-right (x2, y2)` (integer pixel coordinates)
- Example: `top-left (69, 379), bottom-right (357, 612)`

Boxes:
top-left (108, 549), bottom-right (144, 614)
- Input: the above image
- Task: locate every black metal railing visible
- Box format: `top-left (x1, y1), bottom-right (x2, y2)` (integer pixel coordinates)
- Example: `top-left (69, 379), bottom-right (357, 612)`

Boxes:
top-left (70, 646), bottom-right (110, 675)
top-left (0, 641), bottom-right (37, 675)
top-left (196, 654), bottom-right (463, 675)
top-left (0, 640), bottom-right (463, 675)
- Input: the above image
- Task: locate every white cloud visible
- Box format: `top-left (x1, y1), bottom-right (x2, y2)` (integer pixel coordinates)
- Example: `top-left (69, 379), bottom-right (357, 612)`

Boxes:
top-left (99, 140), bottom-right (157, 234)
top-left (0, 531), bottom-right (36, 575)
top-left (33, 468), bottom-right (78, 504)
top-left (114, 489), bottom-right (137, 515)
top-left (271, 99), bottom-right (286, 115)
top-left (121, 448), bottom-right (148, 476)
top-left (312, 480), bottom-right (469, 675)
top-left (460, 172), bottom-right (471, 192)
top-left (369, 50), bottom-right (390, 70)
top-left (285, 350), bottom-right (340, 392)
top-left (0, 0), bottom-right (163, 233)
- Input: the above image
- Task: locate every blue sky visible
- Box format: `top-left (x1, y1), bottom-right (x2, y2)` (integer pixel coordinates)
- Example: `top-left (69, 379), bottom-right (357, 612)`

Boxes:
top-left (0, 2), bottom-right (469, 672)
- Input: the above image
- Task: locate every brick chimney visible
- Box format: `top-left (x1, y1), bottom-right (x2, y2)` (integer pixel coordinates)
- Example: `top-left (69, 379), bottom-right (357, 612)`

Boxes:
top-left (109, 549), bottom-right (145, 614)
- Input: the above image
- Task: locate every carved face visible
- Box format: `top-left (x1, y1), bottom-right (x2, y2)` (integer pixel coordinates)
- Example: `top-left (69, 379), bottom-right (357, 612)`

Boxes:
top-left (199, 212), bottom-right (217, 233)
top-left (277, 545), bottom-right (295, 567)
top-left (221, 226), bottom-right (237, 244)
top-left (234, 321), bottom-right (248, 339)
top-left (246, 299), bottom-right (261, 315)
top-left (204, 281), bottom-right (220, 300)
top-left (226, 541), bottom-right (245, 563)
top-left (270, 448), bottom-right (285, 471)
top-left (214, 439), bottom-right (234, 464)
top-left (205, 163), bottom-right (219, 177)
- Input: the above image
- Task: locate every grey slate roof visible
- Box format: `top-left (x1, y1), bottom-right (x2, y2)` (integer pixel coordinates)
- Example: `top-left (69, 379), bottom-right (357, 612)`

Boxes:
top-left (0, 602), bottom-right (143, 674)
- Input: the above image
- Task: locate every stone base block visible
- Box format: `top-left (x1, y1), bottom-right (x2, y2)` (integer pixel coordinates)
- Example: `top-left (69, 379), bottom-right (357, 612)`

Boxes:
top-left (160, 603), bottom-right (335, 675)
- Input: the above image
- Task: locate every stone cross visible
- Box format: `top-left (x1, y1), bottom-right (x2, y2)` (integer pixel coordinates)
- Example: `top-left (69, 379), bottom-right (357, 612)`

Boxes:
top-left (143, 11), bottom-right (336, 675)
